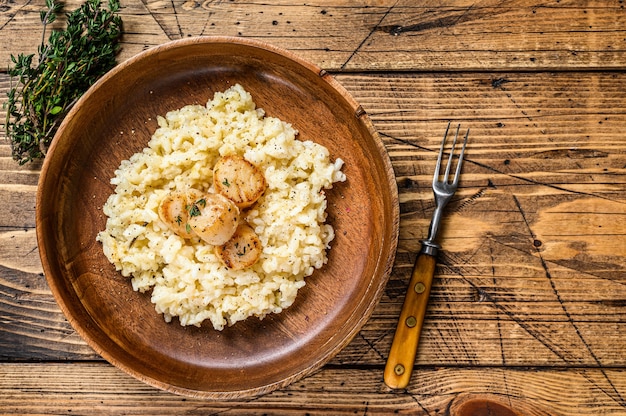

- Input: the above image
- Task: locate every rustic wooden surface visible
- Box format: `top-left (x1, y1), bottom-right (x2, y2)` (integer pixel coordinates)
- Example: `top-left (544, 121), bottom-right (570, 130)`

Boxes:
top-left (1, 0), bottom-right (626, 414)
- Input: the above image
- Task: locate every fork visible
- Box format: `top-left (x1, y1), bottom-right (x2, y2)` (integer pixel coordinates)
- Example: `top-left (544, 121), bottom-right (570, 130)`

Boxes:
top-left (384, 122), bottom-right (469, 389)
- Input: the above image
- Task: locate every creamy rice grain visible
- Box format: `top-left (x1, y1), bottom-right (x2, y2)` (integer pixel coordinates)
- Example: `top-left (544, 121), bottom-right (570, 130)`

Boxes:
top-left (97, 84), bottom-right (345, 330)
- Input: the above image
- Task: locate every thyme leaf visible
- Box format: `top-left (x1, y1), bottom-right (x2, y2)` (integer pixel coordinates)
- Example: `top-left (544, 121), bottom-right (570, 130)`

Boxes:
top-left (187, 202), bottom-right (201, 218)
top-left (3, 0), bottom-right (123, 165)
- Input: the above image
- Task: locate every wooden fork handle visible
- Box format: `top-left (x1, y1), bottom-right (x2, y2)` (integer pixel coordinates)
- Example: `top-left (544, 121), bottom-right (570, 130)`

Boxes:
top-left (384, 253), bottom-right (436, 389)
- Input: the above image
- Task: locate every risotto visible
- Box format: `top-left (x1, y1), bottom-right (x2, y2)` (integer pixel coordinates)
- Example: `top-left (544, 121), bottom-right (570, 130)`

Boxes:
top-left (96, 84), bottom-right (345, 330)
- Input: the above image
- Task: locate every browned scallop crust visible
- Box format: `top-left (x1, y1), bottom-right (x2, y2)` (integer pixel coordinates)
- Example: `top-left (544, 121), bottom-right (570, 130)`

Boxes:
top-left (158, 190), bottom-right (203, 239)
top-left (187, 193), bottom-right (240, 246)
top-left (213, 155), bottom-right (268, 209)
top-left (215, 222), bottom-right (262, 270)
top-left (158, 193), bottom-right (187, 235)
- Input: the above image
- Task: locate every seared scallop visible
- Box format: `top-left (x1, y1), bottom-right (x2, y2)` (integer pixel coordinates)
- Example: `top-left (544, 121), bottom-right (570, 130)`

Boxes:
top-left (158, 189), bottom-right (203, 239)
top-left (213, 155), bottom-right (267, 209)
top-left (187, 192), bottom-right (240, 246)
top-left (215, 222), bottom-right (262, 270)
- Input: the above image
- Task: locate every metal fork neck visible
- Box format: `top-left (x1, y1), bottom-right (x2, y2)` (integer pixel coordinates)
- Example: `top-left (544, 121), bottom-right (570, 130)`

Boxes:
top-left (420, 204), bottom-right (446, 256)
top-left (420, 239), bottom-right (440, 256)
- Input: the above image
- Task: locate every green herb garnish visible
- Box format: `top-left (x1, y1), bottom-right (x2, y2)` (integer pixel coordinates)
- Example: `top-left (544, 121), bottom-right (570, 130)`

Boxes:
top-left (4, 0), bottom-right (123, 165)
top-left (187, 202), bottom-right (201, 218)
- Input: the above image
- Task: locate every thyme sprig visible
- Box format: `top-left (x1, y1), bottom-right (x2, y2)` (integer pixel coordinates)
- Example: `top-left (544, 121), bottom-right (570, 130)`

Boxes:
top-left (4, 0), bottom-right (123, 165)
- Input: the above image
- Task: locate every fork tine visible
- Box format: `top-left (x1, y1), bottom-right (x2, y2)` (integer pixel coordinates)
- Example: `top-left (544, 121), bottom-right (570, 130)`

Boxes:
top-left (452, 128), bottom-right (469, 185)
top-left (433, 122), bottom-right (451, 185)
top-left (443, 124), bottom-right (461, 182)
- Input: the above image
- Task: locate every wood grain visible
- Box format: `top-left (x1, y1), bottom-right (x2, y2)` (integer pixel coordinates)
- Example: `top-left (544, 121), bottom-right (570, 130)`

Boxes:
top-left (2, 71), bottom-right (625, 367)
top-left (0, 73), bottom-right (626, 374)
top-left (1, 0), bottom-right (625, 72)
top-left (2, 363), bottom-right (626, 415)
top-left (384, 253), bottom-right (437, 389)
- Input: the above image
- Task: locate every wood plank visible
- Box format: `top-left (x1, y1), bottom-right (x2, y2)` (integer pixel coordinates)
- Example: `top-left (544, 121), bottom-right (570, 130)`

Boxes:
top-left (1, 363), bottom-right (626, 414)
top-left (1, 71), bottom-right (625, 372)
top-left (3, 249), bottom-right (626, 367)
top-left (1, 0), bottom-right (625, 71)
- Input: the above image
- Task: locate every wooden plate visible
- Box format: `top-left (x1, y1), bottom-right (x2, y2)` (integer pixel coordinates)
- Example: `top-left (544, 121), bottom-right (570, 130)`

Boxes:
top-left (36, 37), bottom-right (399, 399)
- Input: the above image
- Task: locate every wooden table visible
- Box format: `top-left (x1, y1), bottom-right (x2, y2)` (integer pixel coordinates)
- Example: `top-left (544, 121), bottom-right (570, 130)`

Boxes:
top-left (2, 1), bottom-right (625, 414)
